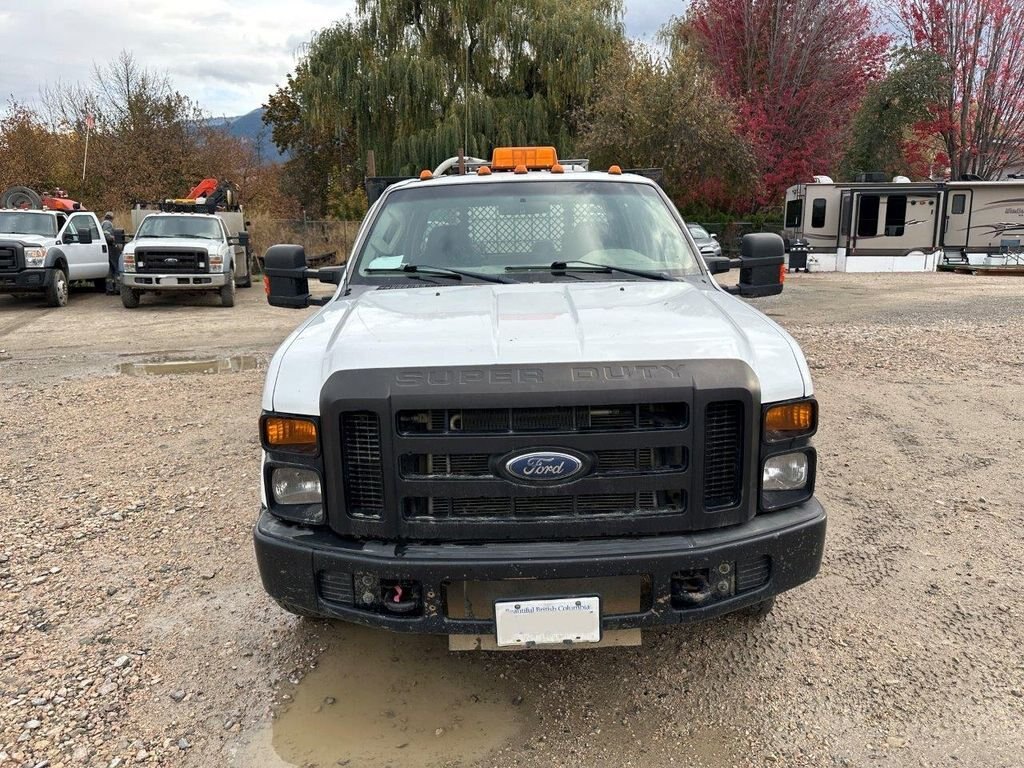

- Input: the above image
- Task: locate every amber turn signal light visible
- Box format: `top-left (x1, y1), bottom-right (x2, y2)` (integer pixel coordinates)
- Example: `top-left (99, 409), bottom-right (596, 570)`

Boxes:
top-left (763, 401), bottom-right (816, 442)
top-left (262, 416), bottom-right (319, 453)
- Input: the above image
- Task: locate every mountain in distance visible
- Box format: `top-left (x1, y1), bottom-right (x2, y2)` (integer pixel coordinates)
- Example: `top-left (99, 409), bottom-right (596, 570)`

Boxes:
top-left (207, 108), bottom-right (286, 162)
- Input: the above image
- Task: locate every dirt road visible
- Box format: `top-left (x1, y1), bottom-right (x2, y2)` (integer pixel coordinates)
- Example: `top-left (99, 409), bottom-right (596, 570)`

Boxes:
top-left (1, 274), bottom-right (1022, 767)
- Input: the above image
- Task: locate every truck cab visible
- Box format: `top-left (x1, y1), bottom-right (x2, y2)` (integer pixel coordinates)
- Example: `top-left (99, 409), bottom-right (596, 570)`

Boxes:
top-left (120, 212), bottom-right (250, 308)
top-left (0, 208), bottom-right (110, 307)
top-left (255, 148), bottom-right (823, 649)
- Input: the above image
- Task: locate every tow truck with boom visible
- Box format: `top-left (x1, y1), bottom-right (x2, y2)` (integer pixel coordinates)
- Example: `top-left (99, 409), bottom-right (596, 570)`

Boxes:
top-left (0, 186), bottom-right (112, 307)
top-left (120, 179), bottom-right (252, 308)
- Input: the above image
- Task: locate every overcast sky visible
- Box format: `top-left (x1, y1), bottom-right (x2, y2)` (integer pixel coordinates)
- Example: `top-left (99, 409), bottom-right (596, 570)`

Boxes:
top-left (0, 1), bottom-right (678, 118)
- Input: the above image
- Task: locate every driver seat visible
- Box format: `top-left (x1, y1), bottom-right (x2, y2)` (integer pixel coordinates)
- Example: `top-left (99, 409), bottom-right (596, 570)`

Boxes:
top-left (416, 224), bottom-right (473, 267)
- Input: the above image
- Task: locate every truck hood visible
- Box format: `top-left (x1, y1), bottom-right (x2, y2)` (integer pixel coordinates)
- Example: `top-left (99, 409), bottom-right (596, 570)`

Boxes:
top-left (0, 234), bottom-right (49, 246)
top-left (265, 281), bottom-right (812, 414)
top-left (127, 237), bottom-right (219, 251)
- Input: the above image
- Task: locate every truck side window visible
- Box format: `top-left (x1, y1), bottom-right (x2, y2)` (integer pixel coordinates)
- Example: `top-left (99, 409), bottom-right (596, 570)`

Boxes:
top-left (785, 199), bottom-right (802, 228)
top-left (884, 195), bottom-right (907, 237)
top-left (951, 193), bottom-right (966, 215)
top-left (857, 195), bottom-right (880, 237)
top-left (811, 198), bottom-right (826, 228)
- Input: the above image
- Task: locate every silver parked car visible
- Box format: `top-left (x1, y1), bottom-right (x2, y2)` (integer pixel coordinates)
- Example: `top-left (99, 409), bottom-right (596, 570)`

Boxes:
top-left (687, 222), bottom-right (722, 259)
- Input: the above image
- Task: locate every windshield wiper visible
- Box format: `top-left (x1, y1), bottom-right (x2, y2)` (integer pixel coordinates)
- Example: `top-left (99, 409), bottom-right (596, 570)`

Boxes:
top-left (366, 264), bottom-right (514, 285)
top-left (505, 260), bottom-right (673, 281)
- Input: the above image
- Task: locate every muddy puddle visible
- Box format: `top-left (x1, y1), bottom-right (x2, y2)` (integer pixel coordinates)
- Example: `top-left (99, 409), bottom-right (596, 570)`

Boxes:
top-left (117, 354), bottom-right (259, 376)
top-left (240, 624), bottom-right (526, 768)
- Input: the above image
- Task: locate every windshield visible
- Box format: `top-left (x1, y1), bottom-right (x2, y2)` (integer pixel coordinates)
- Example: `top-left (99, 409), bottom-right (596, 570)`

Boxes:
top-left (0, 212), bottom-right (56, 237)
top-left (136, 215), bottom-right (224, 240)
top-left (354, 180), bottom-right (700, 282)
top-left (687, 223), bottom-right (711, 240)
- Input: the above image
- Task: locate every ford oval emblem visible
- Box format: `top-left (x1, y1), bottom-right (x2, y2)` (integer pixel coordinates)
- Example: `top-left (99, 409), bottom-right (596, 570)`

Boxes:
top-left (503, 450), bottom-right (586, 483)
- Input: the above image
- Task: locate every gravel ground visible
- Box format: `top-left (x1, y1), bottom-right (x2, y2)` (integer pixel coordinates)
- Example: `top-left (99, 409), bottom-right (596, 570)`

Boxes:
top-left (1, 273), bottom-right (1022, 768)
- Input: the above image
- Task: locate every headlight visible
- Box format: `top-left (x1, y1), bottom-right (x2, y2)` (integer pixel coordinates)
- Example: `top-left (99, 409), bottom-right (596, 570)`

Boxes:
top-left (123, 251), bottom-right (136, 272)
top-left (272, 467), bottom-right (323, 505)
top-left (761, 450), bottom-right (815, 511)
top-left (24, 247), bottom-right (46, 268)
top-left (269, 466), bottom-right (325, 524)
top-left (762, 452), bottom-right (809, 491)
top-left (209, 253), bottom-right (224, 271)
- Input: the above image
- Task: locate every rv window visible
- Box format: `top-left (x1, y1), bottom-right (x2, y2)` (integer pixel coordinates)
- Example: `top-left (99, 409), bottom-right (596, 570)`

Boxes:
top-left (951, 193), bottom-right (966, 215)
top-left (884, 195), bottom-right (907, 237)
top-left (857, 195), bottom-right (880, 237)
top-left (811, 198), bottom-right (827, 228)
top-left (840, 195), bottom-right (851, 237)
top-left (785, 199), bottom-right (802, 228)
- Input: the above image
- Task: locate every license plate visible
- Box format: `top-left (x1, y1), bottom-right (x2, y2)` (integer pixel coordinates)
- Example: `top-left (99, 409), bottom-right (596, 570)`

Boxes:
top-left (494, 596), bottom-right (601, 647)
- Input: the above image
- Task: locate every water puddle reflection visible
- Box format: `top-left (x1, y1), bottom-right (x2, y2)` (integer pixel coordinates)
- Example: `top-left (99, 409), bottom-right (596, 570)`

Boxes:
top-left (117, 354), bottom-right (259, 376)
top-left (242, 624), bottom-right (525, 768)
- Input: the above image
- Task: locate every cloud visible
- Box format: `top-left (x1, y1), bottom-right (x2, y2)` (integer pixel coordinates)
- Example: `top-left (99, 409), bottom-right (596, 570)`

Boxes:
top-left (0, 0), bottom-right (676, 116)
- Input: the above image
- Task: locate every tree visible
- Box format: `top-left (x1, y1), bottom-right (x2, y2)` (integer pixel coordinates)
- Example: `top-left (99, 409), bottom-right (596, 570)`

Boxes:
top-left (267, 0), bottom-right (625, 192)
top-left (841, 48), bottom-right (948, 180)
top-left (685, 0), bottom-right (889, 206)
top-left (896, 0), bottom-right (1024, 179)
top-left (264, 65), bottom-right (345, 218)
top-left (0, 102), bottom-right (73, 193)
top-left (578, 43), bottom-right (756, 211)
top-left (27, 51), bottom-right (264, 213)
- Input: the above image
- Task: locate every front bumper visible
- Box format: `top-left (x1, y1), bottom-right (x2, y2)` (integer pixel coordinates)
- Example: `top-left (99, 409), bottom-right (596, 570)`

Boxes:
top-left (254, 498), bottom-right (826, 634)
top-left (0, 268), bottom-right (55, 293)
top-left (121, 271), bottom-right (227, 290)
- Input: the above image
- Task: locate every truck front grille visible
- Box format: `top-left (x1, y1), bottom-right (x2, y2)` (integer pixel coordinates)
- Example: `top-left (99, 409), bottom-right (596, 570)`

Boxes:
top-left (703, 401), bottom-right (744, 509)
top-left (326, 362), bottom-right (755, 541)
top-left (135, 249), bottom-right (208, 274)
top-left (0, 245), bottom-right (18, 271)
top-left (341, 412), bottom-right (385, 517)
top-left (397, 403), bottom-right (688, 434)
top-left (405, 490), bottom-right (685, 520)
top-left (400, 447), bottom-right (685, 479)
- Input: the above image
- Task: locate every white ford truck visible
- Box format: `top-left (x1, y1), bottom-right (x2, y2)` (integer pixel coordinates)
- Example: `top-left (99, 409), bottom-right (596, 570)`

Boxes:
top-left (0, 209), bottom-right (110, 307)
top-left (255, 148), bottom-right (825, 649)
top-left (120, 211), bottom-right (250, 308)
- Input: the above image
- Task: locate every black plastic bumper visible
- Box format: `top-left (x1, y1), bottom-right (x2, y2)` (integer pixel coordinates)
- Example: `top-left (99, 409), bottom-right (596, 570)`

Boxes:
top-left (0, 268), bottom-right (54, 294)
top-left (254, 498), bottom-right (826, 634)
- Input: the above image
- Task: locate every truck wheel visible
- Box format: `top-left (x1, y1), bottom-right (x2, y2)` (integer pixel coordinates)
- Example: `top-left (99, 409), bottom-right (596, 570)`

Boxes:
top-left (45, 268), bottom-right (69, 307)
top-left (220, 276), bottom-right (236, 307)
top-left (739, 596), bottom-right (776, 621)
top-left (274, 600), bottom-right (323, 619)
top-left (120, 284), bottom-right (141, 309)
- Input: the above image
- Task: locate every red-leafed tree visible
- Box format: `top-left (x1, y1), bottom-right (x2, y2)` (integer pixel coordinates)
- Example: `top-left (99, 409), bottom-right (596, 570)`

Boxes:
top-left (685, 0), bottom-right (889, 206)
top-left (897, 0), bottom-right (1024, 179)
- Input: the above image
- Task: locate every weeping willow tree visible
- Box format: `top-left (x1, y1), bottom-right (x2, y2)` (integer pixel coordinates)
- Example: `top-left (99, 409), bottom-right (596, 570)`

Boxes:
top-left (277, 0), bottom-right (624, 180)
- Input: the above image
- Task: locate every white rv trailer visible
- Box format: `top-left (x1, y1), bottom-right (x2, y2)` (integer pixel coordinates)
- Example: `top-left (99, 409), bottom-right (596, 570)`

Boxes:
top-left (782, 176), bottom-right (1024, 272)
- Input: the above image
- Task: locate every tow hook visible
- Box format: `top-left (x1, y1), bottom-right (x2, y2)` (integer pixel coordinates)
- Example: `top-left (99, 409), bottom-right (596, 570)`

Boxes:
top-left (383, 582), bottom-right (420, 614)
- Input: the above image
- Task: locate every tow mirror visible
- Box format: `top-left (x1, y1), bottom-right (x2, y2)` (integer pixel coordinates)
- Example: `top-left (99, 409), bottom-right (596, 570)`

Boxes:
top-left (114, 229), bottom-right (126, 246)
top-left (726, 233), bottom-right (785, 298)
top-left (79, 228), bottom-right (93, 245)
top-left (704, 255), bottom-right (731, 274)
top-left (232, 232), bottom-right (251, 248)
top-left (263, 244), bottom-right (344, 308)
top-left (264, 244), bottom-right (312, 308)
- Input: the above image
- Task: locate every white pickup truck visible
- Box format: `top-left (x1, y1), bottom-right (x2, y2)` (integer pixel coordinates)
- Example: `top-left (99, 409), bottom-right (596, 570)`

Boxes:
top-left (0, 209), bottom-right (110, 307)
top-left (254, 147), bottom-right (825, 650)
top-left (120, 211), bottom-right (251, 308)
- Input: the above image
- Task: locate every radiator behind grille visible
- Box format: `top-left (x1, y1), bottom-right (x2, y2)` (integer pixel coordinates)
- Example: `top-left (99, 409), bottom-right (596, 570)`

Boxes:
top-left (703, 401), bottom-right (744, 509)
top-left (341, 412), bottom-right (385, 517)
